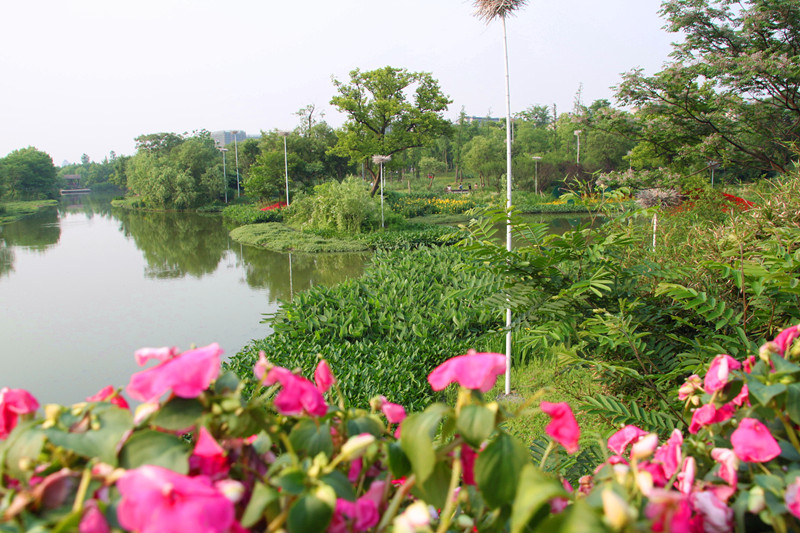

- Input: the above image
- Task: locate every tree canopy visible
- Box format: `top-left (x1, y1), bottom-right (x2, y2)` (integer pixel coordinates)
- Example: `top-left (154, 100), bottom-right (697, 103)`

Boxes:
top-left (329, 66), bottom-right (452, 195)
top-left (0, 147), bottom-right (59, 200)
top-left (615, 0), bottom-right (800, 173)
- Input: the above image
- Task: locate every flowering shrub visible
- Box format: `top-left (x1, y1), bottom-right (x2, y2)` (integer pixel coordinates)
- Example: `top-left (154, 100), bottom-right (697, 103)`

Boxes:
top-left (2, 326), bottom-right (800, 531)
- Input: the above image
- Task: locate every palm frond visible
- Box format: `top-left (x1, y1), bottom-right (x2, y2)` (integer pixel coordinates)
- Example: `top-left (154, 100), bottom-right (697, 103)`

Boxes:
top-left (473, 0), bottom-right (528, 22)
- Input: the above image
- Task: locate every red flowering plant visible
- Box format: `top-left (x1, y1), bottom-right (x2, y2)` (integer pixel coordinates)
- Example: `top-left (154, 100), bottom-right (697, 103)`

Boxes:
top-left (2, 326), bottom-right (800, 532)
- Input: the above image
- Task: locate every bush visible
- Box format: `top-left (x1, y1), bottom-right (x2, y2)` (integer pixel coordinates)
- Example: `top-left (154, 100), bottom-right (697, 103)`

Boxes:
top-left (285, 177), bottom-right (379, 234)
top-left (222, 204), bottom-right (283, 225)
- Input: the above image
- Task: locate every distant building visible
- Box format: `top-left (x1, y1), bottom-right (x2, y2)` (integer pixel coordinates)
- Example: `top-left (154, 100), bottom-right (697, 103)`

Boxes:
top-left (211, 130), bottom-right (259, 147)
top-left (63, 174), bottom-right (82, 190)
top-left (462, 116), bottom-right (503, 125)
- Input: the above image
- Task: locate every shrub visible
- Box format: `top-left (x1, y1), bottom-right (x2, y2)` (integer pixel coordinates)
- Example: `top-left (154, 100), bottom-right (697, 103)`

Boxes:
top-left (285, 177), bottom-right (379, 234)
top-left (222, 204), bottom-right (283, 225)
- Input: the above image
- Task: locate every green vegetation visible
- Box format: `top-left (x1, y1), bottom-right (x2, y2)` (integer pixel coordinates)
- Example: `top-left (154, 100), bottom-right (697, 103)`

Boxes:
top-left (285, 177), bottom-right (380, 233)
top-left (230, 223), bottom-right (368, 253)
top-left (0, 199), bottom-right (58, 224)
top-left (0, 147), bottom-right (59, 201)
top-left (221, 204), bottom-right (283, 225)
top-left (225, 247), bottom-right (503, 411)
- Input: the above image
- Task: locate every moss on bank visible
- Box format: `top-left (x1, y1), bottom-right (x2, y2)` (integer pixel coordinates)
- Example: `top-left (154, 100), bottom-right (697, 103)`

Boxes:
top-left (0, 200), bottom-right (58, 224)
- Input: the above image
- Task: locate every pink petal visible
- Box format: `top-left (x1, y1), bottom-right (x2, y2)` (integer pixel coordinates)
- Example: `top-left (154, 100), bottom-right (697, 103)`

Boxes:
top-left (540, 401), bottom-right (580, 454)
top-left (427, 351), bottom-right (506, 392)
top-left (0, 387), bottom-right (39, 439)
top-left (126, 344), bottom-right (221, 403)
top-left (314, 360), bottom-right (335, 393)
top-left (731, 418), bottom-right (780, 463)
top-left (381, 402), bottom-right (406, 424)
top-left (134, 346), bottom-right (179, 366)
top-left (607, 425), bottom-right (647, 455)
top-left (703, 354), bottom-right (741, 393)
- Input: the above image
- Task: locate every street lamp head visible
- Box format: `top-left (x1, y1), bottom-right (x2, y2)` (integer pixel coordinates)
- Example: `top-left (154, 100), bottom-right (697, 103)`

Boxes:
top-left (574, 130), bottom-right (582, 136)
top-left (278, 130), bottom-right (290, 137)
top-left (218, 147), bottom-right (229, 153)
top-left (372, 155), bottom-right (391, 164)
top-left (531, 155), bottom-right (542, 161)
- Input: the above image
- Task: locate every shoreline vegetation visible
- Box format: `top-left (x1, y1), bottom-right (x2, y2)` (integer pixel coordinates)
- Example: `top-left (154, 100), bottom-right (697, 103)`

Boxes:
top-left (0, 199), bottom-right (58, 225)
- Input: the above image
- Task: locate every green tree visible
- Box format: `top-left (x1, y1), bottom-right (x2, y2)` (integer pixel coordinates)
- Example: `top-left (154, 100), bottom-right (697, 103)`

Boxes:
top-left (245, 151), bottom-right (304, 201)
top-left (463, 134), bottom-right (505, 189)
top-left (615, 0), bottom-right (800, 174)
top-left (329, 66), bottom-right (452, 196)
top-left (0, 147), bottom-right (59, 200)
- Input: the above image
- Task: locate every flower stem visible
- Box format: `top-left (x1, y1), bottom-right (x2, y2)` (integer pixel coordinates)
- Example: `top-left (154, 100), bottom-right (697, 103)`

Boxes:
top-left (781, 415), bottom-right (800, 451)
top-left (376, 474), bottom-right (417, 533)
top-left (435, 456), bottom-right (463, 533)
top-left (72, 467), bottom-right (93, 513)
top-left (540, 440), bottom-right (556, 470)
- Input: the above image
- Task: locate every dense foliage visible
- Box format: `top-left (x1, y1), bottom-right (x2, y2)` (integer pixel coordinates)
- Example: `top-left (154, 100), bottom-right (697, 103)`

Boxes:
top-left (0, 147), bottom-right (59, 201)
top-left (226, 247), bottom-right (503, 411)
top-left (285, 177), bottom-right (381, 234)
top-left (221, 204), bottom-right (284, 225)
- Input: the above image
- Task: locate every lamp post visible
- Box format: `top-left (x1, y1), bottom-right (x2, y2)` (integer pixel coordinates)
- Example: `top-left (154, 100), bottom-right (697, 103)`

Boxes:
top-left (372, 155), bottom-right (391, 228)
top-left (709, 160), bottom-right (720, 187)
top-left (279, 131), bottom-right (290, 206)
top-left (531, 155), bottom-right (542, 193)
top-left (231, 130), bottom-right (241, 198)
top-left (574, 130), bottom-right (582, 165)
top-left (217, 146), bottom-right (229, 203)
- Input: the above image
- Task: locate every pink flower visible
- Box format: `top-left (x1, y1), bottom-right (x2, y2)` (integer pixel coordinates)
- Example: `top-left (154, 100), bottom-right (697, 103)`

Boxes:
top-left (653, 429), bottom-right (683, 479)
top-left (79, 501), bottom-right (110, 533)
top-left (461, 444), bottom-right (477, 486)
top-left (646, 489), bottom-right (692, 533)
top-left (704, 354), bottom-right (741, 393)
top-left (540, 401), bottom-right (580, 454)
top-left (0, 387), bottom-right (39, 439)
top-left (731, 384), bottom-right (749, 407)
top-left (631, 433), bottom-right (659, 460)
top-left (427, 350), bottom-right (505, 392)
top-left (639, 461), bottom-right (668, 488)
top-left (688, 404), bottom-right (717, 434)
top-left (774, 325), bottom-right (800, 356)
top-left (255, 354), bottom-right (327, 417)
top-left (126, 344), bottom-right (222, 403)
top-left (731, 418), bottom-right (780, 462)
top-left (380, 399), bottom-right (406, 425)
top-left (330, 481), bottom-right (385, 533)
top-left (86, 386), bottom-right (130, 410)
top-left (607, 425), bottom-right (647, 455)
top-left (549, 478), bottom-right (573, 514)
top-left (116, 465), bottom-right (235, 533)
top-left (711, 448), bottom-right (739, 488)
top-left (134, 346), bottom-right (179, 366)
top-left (189, 427), bottom-right (229, 479)
top-left (691, 491), bottom-right (733, 533)
top-left (743, 356), bottom-right (756, 374)
top-left (677, 375), bottom-right (702, 400)
top-left (676, 456), bottom-right (696, 495)
top-left (314, 360), bottom-right (335, 393)
top-left (785, 478), bottom-right (800, 518)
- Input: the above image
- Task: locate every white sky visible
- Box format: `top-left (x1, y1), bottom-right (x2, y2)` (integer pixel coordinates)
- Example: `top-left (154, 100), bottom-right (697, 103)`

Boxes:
top-left (0, 0), bottom-right (675, 166)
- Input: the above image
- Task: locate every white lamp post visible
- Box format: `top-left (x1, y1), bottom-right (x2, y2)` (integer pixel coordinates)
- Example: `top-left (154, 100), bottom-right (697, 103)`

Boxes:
top-left (231, 130), bottom-right (241, 198)
top-left (217, 146), bottom-right (229, 203)
top-left (574, 130), bottom-right (582, 165)
top-left (372, 155), bottom-right (391, 228)
top-left (709, 160), bottom-right (720, 187)
top-left (531, 155), bottom-right (542, 193)
top-left (279, 131), bottom-right (290, 205)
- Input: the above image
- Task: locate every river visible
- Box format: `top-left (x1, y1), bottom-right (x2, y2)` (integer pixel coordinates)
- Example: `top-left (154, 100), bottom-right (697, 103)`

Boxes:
top-left (0, 194), bottom-right (368, 405)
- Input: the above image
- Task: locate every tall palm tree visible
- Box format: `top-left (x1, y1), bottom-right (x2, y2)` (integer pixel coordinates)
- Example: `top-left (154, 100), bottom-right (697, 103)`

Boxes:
top-left (473, 0), bottom-right (528, 395)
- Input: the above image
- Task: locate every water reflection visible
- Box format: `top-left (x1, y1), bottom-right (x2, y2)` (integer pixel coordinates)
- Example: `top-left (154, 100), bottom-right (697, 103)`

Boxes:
top-left (237, 246), bottom-right (370, 302)
top-left (59, 192), bottom-right (117, 218)
top-left (0, 208), bottom-right (61, 251)
top-left (115, 210), bottom-right (230, 279)
top-left (0, 240), bottom-right (13, 278)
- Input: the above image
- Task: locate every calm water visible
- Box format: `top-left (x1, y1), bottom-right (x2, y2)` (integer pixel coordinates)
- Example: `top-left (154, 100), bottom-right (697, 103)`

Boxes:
top-left (0, 194), bottom-right (367, 405)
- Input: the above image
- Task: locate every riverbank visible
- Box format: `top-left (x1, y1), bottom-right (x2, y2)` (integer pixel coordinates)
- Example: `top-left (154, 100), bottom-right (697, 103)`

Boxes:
top-left (0, 199), bottom-right (58, 224)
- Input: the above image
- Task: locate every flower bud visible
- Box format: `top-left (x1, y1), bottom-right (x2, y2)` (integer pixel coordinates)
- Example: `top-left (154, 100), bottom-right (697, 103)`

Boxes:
top-left (339, 433), bottom-right (375, 461)
top-left (631, 433), bottom-right (659, 460)
top-left (748, 486), bottom-right (765, 514)
top-left (602, 488), bottom-right (632, 529)
top-left (215, 479), bottom-right (245, 503)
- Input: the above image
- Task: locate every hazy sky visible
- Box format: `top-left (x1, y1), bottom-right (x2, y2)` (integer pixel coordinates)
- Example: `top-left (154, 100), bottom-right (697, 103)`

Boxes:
top-left (0, 0), bottom-right (676, 166)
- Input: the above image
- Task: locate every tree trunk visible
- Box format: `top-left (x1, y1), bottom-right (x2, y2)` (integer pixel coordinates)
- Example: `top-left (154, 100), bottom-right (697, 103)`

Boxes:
top-left (368, 168), bottom-right (380, 197)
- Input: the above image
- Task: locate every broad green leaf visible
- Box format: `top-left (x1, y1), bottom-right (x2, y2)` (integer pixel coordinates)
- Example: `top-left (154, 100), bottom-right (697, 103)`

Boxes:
top-left (321, 470), bottom-right (356, 501)
top-left (346, 414), bottom-right (385, 438)
top-left (410, 461), bottom-right (452, 510)
top-left (276, 468), bottom-right (307, 495)
top-left (788, 384), bottom-right (800, 425)
top-left (387, 442), bottom-right (412, 479)
top-left (747, 380), bottom-right (786, 407)
top-left (289, 419), bottom-right (333, 458)
top-left (510, 464), bottom-right (568, 533)
top-left (151, 397), bottom-right (203, 431)
top-left (456, 404), bottom-right (495, 447)
top-left (400, 404), bottom-right (449, 482)
top-left (475, 432), bottom-right (530, 508)
top-left (531, 499), bottom-right (606, 533)
top-left (287, 493), bottom-right (333, 533)
top-left (3, 422), bottom-right (46, 480)
top-left (771, 353), bottom-right (800, 377)
top-left (241, 481), bottom-right (279, 528)
top-left (44, 405), bottom-right (133, 465)
top-left (118, 430), bottom-right (189, 473)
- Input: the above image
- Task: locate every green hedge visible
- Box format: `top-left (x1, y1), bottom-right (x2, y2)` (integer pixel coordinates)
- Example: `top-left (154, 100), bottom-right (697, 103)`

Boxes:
top-left (222, 204), bottom-right (283, 225)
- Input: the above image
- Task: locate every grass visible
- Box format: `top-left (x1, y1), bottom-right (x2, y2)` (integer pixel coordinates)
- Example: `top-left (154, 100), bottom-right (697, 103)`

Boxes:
top-left (0, 200), bottom-right (58, 224)
top-left (229, 223), bottom-right (369, 253)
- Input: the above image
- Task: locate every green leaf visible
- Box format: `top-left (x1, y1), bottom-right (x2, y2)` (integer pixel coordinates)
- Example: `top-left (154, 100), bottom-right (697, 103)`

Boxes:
top-left (151, 397), bottom-right (203, 431)
top-left (346, 414), bottom-right (385, 438)
top-left (510, 464), bottom-right (568, 533)
top-left (400, 404), bottom-right (449, 482)
top-left (771, 353), bottom-right (800, 377)
top-left (241, 482), bottom-right (279, 528)
top-left (456, 404), bottom-right (495, 448)
top-left (747, 380), bottom-right (786, 407)
top-left (214, 370), bottom-right (241, 394)
top-left (787, 384), bottom-right (800, 425)
top-left (475, 432), bottom-right (530, 508)
top-left (289, 419), bottom-right (333, 458)
top-left (321, 470), bottom-right (356, 501)
top-left (44, 405), bottom-right (133, 465)
top-left (2, 422), bottom-right (46, 480)
top-left (387, 441), bottom-right (412, 479)
top-left (118, 430), bottom-right (190, 473)
top-left (276, 468), bottom-right (307, 495)
top-left (754, 474), bottom-right (784, 495)
top-left (287, 494), bottom-right (333, 533)
top-left (530, 499), bottom-right (606, 533)
top-left (410, 461), bottom-right (452, 510)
